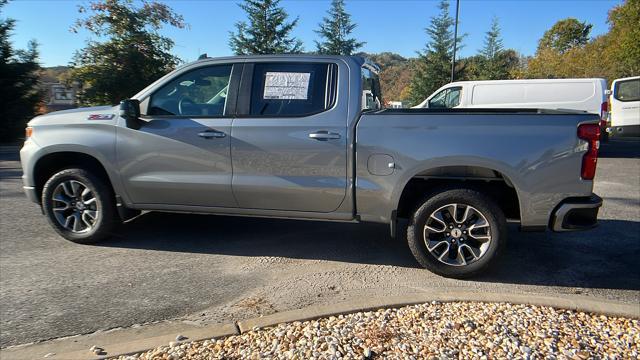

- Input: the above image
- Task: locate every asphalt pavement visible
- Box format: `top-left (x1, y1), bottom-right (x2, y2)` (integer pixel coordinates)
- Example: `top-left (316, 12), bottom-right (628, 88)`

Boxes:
top-left (1, 140), bottom-right (638, 348)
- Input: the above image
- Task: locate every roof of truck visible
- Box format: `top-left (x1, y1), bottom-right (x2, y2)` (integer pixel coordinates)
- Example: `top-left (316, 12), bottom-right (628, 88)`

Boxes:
top-left (192, 54), bottom-right (367, 66)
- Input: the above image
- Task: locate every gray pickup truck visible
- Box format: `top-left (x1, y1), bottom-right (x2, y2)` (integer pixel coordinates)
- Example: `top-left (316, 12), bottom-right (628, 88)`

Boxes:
top-left (20, 55), bottom-right (603, 278)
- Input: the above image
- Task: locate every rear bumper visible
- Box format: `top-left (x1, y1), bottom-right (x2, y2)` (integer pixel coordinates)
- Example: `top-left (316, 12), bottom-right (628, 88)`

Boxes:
top-left (550, 194), bottom-right (602, 232)
top-left (608, 124), bottom-right (640, 137)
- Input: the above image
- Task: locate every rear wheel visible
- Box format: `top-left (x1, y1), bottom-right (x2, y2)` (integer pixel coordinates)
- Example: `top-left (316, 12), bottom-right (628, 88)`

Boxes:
top-left (42, 168), bottom-right (117, 244)
top-left (407, 188), bottom-right (507, 278)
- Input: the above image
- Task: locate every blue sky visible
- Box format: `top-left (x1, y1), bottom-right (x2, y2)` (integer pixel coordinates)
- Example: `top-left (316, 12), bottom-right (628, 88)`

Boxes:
top-left (4, 0), bottom-right (621, 67)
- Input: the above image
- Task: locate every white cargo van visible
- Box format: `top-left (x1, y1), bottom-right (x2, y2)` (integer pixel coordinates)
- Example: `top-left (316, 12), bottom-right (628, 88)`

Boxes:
top-left (608, 76), bottom-right (639, 138)
top-left (414, 78), bottom-right (610, 136)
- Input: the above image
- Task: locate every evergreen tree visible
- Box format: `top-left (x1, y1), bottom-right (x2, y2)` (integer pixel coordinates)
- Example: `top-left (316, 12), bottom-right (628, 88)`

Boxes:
top-left (477, 17), bottom-right (509, 80)
top-left (315, 0), bottom-right (364, 55)
top-left (229, 0), bottom-right (303, 55)
top-left (408, 0), bottom-right (464, 105)
top-left (480, 17), bottom-right (503, 59)
top-left (69, 0), bottom-right (186, 106)
top-left (1, 0), bottom-right (42, 142)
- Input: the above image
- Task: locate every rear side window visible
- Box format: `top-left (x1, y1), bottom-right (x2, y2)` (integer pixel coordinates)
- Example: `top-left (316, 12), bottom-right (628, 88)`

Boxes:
top-left (614, 79), bottom-right (640, 102)
top-left (250, 63), bottom-right (337, 117)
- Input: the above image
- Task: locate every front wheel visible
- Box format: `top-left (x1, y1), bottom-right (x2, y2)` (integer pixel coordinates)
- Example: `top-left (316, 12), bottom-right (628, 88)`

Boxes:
top-left (42, 168), bottom-right (117, 244)
top-left (407, 188), bottom-right (507, 278)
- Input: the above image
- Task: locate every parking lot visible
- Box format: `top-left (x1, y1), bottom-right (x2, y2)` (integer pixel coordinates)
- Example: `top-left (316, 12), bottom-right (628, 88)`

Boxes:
top-left (0, 140), bottom-right (638, 348)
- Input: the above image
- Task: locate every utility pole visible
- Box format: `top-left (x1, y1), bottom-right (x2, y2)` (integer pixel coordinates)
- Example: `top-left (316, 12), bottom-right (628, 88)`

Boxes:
top-left (451, 0), bottom-right (460, 82)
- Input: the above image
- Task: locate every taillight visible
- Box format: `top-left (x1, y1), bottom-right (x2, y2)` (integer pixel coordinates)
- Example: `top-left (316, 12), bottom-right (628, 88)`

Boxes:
top-left (25, 127), bottom-right (33, 138)
top-left (600, 101), bottom-right (609, 130)
top-left (577, 123), bottom-right (600, 180)
top-left (600, 101), bottom-right (608, 120)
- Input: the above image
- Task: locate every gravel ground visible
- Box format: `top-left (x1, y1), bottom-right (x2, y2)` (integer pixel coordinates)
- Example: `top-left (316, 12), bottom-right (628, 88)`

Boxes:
top-left (116, 302), bottom-right (639, 360)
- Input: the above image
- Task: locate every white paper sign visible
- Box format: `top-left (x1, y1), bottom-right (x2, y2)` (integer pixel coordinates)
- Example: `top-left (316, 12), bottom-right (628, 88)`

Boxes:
top-left (263, 72), bottom-right (311, 100)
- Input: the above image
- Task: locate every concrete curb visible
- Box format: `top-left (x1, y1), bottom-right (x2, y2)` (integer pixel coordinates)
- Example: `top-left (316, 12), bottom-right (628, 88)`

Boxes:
top-left (2, 291), bottom-right (638, 359)
top-left (237, 291), bottom-right (640, 333)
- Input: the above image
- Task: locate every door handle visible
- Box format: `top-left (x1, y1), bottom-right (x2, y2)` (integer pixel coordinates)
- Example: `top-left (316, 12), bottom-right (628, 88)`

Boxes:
top-left (198, 130), bottom-right (226, 139)
top-left (308, 131), bottom-right (341, 141)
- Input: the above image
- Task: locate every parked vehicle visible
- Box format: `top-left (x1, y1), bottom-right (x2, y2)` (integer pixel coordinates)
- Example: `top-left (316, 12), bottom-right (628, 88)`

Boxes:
top-left (20, 55), bottom-right (603, 278)
top-left (608, 76), bottom-right (640, 138)
top-left (413, 78), bottom-right (610, 140)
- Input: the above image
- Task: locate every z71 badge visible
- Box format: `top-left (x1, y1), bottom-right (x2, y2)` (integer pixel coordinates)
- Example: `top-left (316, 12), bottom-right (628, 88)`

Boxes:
top-left (87, 114), bottom-right (115, 120)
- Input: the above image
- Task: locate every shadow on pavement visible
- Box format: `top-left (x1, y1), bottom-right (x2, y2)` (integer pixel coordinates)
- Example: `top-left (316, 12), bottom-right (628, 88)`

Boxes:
top-left (477, 219), bottom-right (640, 291)
top-left (599, 138), bottom-right (640, 159)
top-left (100, 212), bottom-right (640, 291)
top-left (104, 211), bottom-right (419, 268)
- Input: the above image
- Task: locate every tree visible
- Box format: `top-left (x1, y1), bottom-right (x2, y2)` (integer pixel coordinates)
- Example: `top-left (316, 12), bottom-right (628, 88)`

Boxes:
top-left (480, 17), bottom-right (503, 60)
top-left (527, 18), bottom-right (593, 79)
top-left (408, 0), bottom-right (464, 105)
top-left (476, 17), bottom-right (510, 79)
top-left (1, 0), bottom-right (42, 142)
top-left (538, 18), bottom-right (592, 54)
top-left (469, 18), bottom-right (522, 81)
top-left (526, 0), bottom-right (638, 82)
top-left (315, 0), bottom-right (364, 55)
top-left (68, 0), bottom-right (186, 106)
top-left (229, 0), bottom-right (303, 55)
top-left (606, 0), bottom-right (640, 77)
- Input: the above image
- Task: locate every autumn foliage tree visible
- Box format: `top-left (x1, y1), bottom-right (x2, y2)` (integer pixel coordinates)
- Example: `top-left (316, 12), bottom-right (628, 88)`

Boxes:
top-left (527, 0), bottom-right (638, 82)
top-left (68, 0), bottom-right (186, 106)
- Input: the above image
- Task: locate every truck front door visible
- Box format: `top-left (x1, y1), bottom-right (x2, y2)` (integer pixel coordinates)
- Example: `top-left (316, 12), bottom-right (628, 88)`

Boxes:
top-left (230, 61), bottom-right (348, 212)
top-left (117, 62), bottom-right (240, 207)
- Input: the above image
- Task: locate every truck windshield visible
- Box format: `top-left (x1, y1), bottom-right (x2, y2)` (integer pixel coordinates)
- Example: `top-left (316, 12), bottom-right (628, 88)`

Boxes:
top-left (361, 64), bottom-right (382, 111)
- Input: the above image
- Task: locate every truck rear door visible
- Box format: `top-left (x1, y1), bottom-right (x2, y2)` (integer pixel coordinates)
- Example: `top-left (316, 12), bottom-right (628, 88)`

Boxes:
top-left (230, 61), bottom-right (347, 212)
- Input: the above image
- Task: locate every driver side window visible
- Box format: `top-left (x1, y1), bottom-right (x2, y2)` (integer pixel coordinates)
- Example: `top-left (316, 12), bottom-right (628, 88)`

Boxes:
top-left (428, 87), bottom-right (462, 109)
top-left (148, 65), bottom-right (232, 117)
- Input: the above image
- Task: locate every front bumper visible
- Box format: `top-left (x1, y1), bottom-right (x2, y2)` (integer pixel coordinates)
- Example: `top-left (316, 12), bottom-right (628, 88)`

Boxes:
top-left (550, 194), bottom-right (602, 232)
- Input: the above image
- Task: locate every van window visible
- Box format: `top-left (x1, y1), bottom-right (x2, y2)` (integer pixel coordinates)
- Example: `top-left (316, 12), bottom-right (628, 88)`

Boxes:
top-left (614, 79), bottom-right (640, 102)
top-left (149, 65), bottom-right (232, 116)
top-left (429, 87), bottom-right (461, 108)
top-left (250, 63), bottom-right (337, 117)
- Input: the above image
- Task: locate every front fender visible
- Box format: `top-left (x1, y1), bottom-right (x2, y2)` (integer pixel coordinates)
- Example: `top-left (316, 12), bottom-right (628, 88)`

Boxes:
top-left (20, 123), bottom-right (130, 205)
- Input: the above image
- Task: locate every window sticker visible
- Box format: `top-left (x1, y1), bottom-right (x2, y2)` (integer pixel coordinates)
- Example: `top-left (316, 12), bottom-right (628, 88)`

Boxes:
top-left (263, 72), bottom-right (311, 100)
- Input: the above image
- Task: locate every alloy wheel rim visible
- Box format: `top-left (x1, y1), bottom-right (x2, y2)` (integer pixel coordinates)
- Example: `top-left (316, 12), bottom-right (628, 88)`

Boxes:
top-left (423, 203), bottom-right (492, 267)
top-left (51, 180), bottom-right (99, 233)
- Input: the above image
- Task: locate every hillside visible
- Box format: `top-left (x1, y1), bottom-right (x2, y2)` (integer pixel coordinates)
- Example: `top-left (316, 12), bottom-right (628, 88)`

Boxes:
top-left (358, 52), bottom-right (415, 103)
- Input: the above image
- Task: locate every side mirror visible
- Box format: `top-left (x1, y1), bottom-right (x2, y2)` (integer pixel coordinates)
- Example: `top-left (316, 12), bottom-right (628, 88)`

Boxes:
top-left (119, 99), bottom-right (141, 130)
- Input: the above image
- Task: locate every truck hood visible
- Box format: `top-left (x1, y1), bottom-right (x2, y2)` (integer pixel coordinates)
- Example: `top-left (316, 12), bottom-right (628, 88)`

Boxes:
top-left (28, 105), bottom-right (119, 126)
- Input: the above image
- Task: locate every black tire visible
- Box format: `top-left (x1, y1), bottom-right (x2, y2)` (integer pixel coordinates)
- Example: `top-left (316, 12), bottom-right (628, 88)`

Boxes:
top-left (407, 188), bottom-right (507, 278)
top-left (42, 168), bottom-right (117, 244)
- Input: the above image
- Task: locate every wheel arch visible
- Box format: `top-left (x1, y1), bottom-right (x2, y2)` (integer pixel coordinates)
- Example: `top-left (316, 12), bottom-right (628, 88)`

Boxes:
top-left (393, 164), bottom-right (523, 225)
top-left (32, 150), bottom-right (116, 205)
